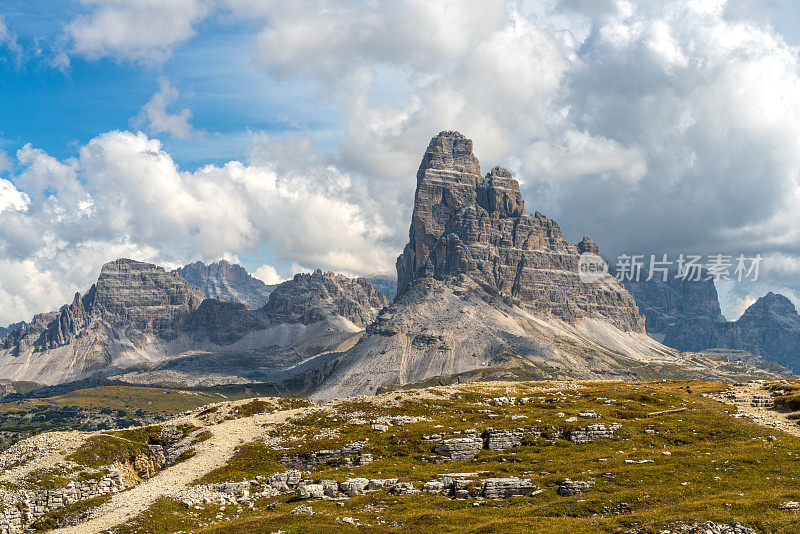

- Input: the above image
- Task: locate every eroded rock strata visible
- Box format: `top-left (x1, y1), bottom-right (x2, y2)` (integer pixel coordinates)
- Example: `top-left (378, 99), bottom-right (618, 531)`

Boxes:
top-left (173, 260), bottom-right (275, 309)
top-left (396, 131), bottom-right (643, 332)
top-left (264, 270), bottom-right (389, 328)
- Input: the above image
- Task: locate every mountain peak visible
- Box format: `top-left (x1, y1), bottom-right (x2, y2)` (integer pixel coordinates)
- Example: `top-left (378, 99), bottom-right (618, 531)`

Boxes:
top-left (396, 131), bottom-right (643, 332)
top-left (743, 292), bottom-right (798, 317)
top-left (173, 260), bottom-right (274, 309)
top-left (264, 269), bottom-right (388, 327)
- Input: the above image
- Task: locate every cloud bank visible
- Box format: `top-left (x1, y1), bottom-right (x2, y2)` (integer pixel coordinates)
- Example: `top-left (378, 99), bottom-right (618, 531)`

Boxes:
top-left (3, 0), bottom-right (800, 322)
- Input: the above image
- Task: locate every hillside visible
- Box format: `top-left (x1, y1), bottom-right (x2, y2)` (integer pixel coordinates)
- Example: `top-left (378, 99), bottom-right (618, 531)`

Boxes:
top-left (1, 379), bottom-right (800, 532)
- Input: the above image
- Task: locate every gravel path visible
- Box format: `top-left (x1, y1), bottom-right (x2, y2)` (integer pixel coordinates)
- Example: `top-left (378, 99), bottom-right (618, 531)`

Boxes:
top-left (51, 407), bottom-right (308, 534)
top-left (707, 380), bottom-right (800, 438)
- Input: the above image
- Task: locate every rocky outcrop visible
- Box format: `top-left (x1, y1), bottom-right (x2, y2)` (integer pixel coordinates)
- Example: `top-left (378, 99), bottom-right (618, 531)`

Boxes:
top-left (557, 479), bottom-right (594, 496)
top-left (395, 131), bottom-right (644, 332)
top-left (365, 274), bottom-right (397, 300)
top-left (92, 259), bottom-right (205, 335)
top-left (623, 265), bottom-right (726, 346)
top-left (3, 259), bottom-right (205, 355)
top-left (433, 437), bottom-right (483, 461)
top-left (720, 293), bottom-right (800, 373)
top-left (173, 260), bottom-right (275, 309)
top-left (263, 270), bottom-right (388, 328)
top-left (0, 471), bottom-right (125, 533)
top-left (180, 299), bottom-right (269, 344)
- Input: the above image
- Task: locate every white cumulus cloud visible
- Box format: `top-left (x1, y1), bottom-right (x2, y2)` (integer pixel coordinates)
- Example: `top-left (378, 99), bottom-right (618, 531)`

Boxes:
top-left (253, 264), bottom-right (284, 285)
top-left (65, 0), bottom-right (210, 63)
top-left (134, 77), bottom-right (195, 139)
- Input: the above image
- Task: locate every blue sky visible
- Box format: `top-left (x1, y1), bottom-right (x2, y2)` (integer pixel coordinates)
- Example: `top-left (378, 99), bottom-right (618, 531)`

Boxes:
top-left (0, 3), bottom-right (334, 167)
top-left (2, 0), bottom-right (800, 324)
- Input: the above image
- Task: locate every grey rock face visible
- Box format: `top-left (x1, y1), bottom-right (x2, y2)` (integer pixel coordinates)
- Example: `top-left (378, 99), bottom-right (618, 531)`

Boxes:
top-left (630, 278), bottom-right (800, 373)
top-left (557, 479), bottom-right (594, 496)
top-left (264, 269), bottom-right (389, 328)
top-left (365, 274), bottom-right (397, 300)
top-left (93, 259), bottom-right (205, 334)
top-left (483, 428), bottom-right (524, 451)
top-left (173, 260), bottom-right (275, 309)
top-left (721, 293), bottom-right (800, 372)
top-left (623, 265), bottom-right (726, 346)
top-left (566, 423), bottom-right (620, 444)
top-left (481, 477), bottom-right (537, 499)
top-left (433, 437), bottom-right (483, 461)
top-left (3, 259), bottom-right (205, 353)
top-left (180, 299), bottom-right (269, 344)
top-left (395, 131), bottom-right (644, 332)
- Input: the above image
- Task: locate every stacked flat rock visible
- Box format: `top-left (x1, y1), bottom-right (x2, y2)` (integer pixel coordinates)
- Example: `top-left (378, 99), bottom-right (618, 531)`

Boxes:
top-left (264, 269), bottom-right (389, 328)
top-left (434, 437), bottom-right (483, 461)
top-left (566, 423), bottom-right (620, 444)
top-left (395, 131), bottom-right (644, 332)
top-left (483, 428), bottom-right (525, 450)
top-left (558, 479), bottom-right (594, 496)
top-left (481, 477), bottom-right (537, 499)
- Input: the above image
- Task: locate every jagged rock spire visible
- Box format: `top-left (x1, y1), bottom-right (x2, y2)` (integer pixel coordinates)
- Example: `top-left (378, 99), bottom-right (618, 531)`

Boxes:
top-left (395, 131), bottom-right (644, 332)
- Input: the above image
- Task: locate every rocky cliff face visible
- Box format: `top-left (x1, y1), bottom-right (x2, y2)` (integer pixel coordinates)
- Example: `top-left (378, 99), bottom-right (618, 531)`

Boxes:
top-left (173, 260), bottom-right (275, 309)
top-left (91, 259), bottom-right (205, 336)
top-left (0, 258), bottom-right (391, 386)
top-left (721, 293), bottom-right (800, 373)
top-left (623, 267), bottom-right (726, 346)
top-left (309, 132), bottom-right (719, 401)
top-left (3, 259), bottom-right (205, 354)
top-left (395, 131), bottom-right (644, 332)
top-left (365, 274), bottom-right (397, 300)
top-left (629, 275), bottom-right (800, 373)
top-left (264, 270), bottom-right (389, 328)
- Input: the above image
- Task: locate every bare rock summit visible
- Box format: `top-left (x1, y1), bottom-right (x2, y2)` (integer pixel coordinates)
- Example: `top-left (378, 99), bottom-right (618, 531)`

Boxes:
top-left (173, 260), bottom-right (275, 309)
top-left (396, 131), bottom-right (643, 332)
top-left (264, 270), bottom-right (389, 328)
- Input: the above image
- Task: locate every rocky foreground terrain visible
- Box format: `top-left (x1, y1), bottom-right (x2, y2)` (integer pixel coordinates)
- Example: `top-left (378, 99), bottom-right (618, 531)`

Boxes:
top-left (0, 379), bottom-right (798, 533)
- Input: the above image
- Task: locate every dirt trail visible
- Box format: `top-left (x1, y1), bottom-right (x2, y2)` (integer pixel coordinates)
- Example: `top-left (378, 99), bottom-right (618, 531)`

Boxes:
top-left (52, 406), bottom-right (308, 534)
top-left (707, 380), bottom-right (800, 438)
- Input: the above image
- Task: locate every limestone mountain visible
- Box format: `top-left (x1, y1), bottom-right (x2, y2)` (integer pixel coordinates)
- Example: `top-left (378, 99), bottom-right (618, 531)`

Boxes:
top-left (365, 274), bottom-right (397, 300)
top-left (265, 270), bottom-right (388, 328)
top-left (623, 266), bottom-right (727, 347)
top-left (717, 293), bottom-right (800, 373)
top-left (395, 132), bottom-right (643, 332)
top-left (310, 132), bottom-right (745, 400)
top-left (0, 260), bottom-right (388, 388)
top-left (627, 271), bottom-right (800, 374)
top-left (173, 260), bottom-right (275, 309)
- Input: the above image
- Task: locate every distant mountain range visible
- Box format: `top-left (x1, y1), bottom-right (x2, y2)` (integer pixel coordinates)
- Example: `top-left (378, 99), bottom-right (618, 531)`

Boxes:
top-left (626, 270), bottom-right (800, 374)
top-left (173, 260), bottom-right (276, 309)
top-left (0, 131), bottom-right (786, 398)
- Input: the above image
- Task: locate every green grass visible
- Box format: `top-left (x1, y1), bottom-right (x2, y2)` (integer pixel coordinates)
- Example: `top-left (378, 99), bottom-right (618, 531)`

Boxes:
top-left (108, 380), bottom-right (800, 533)
top-left (67, 434), bottom-right (152, 471)
top-left (0, 385), bottom-right (237, 415)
